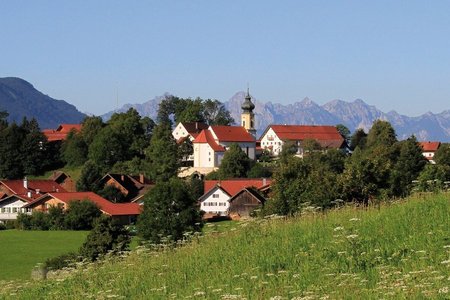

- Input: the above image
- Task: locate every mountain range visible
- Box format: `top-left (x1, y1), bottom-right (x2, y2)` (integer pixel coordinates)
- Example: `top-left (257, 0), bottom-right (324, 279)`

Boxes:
top-left (0, 77), bottom-right (85, 129)
top-left (0, 77), bottom-right (448, 141)
top-left (104, 92), bottom-right (450, 142)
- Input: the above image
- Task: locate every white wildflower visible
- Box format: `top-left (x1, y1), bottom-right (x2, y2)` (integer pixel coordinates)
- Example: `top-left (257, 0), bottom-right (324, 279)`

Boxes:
top-left (333, 226), bottom-right (344, 231)
top-left (346, 234), bottom-right (359, 239)
top-left (349, 218), bottom-right (360, 222)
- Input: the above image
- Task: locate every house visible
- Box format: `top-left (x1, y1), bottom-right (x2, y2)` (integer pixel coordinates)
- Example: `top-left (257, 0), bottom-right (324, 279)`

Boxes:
top-left (97, 173), bottom-right (154, 203)
top-left (228, 187), bottom-right (267, 220)
top-left (0, 178), bottom-right (67, 200)
top-left (42, 124), bottom-right (82, 142)
top-left (23, 192), bottom-right (141, 225)
top-left (172, 121), bottom-right (209, 143)
top-left (0, 195), bottom-right (32, 222)
top-left (419, 141), bottom-right (441, 164)
top-left (48, 171), bottom-right (76, 192)
top-left (259, 125), bottom-right (346, 156)
top-left (199, 178), bottom-right (271, 217)
top-left (193, 126), bottom-right (256, 169)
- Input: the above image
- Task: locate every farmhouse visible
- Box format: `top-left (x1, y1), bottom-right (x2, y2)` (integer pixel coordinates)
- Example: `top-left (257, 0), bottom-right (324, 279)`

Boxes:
top-left (259, 125), bottom-right (346, 156)
top-left (23, 192), bottom-right (141, 225)
top-left (42, 124), bottom-right (82, 142)
top-left (97, 173), bottom-right (154, 203)
top-left (0, 178), bottom-right (67, 200)
top-left (172, 121), bottom-right (209, 142)
top-left (0, 195), bottom-right (32, 222)
top-left (419, 141), bottom-right (440, 164)
top-left (199, 178), bottom-right (271, 218)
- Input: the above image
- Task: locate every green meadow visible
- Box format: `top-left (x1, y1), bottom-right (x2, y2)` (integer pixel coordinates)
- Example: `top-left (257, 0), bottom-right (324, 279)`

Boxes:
top-left (0, 230), bottom-right (88, 280)
top-left (1, 193), bottom-right (449, 299)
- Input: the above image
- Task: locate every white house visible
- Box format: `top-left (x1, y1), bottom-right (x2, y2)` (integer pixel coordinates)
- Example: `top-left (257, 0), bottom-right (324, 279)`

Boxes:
top-left (0, 195), bottom-right (32, 222)
top-left (419, 141), bottom-right (441, 164)
top-left (199, 178), bottom-right (272, 217)
top-left (193, 126), bottom-right (256, 169)
top-left (198, 185), bottom-right (231, 216)
top-left (172, 121), bottom-right (209, 142)
top-left (260, 125), bottom-right (346, 156)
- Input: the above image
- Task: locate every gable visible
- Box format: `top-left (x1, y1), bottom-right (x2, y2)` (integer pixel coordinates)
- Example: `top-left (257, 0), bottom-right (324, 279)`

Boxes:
top-left (198, 185), bottom-right (231, 202)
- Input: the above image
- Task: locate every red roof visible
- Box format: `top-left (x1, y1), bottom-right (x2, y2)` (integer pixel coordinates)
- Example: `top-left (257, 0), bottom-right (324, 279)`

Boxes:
top-left (210, 126), bottom-right (255, 142)
top-left (24, 192), bottom-right (141, 216)
top-left (181, 122), bottom-right (209, 135)
top-left (0, 180), bottom-right (67, 199)
top-left (419, 141), bottom-right (440, 152)
top-left (268, 125), bottom-right (344, 148)
top-left (204, 178), bottom-right (272, 197)
top-left (43, 124), bottom-right (82, 142)
top-left (193, 130), bottom-right (225, 152)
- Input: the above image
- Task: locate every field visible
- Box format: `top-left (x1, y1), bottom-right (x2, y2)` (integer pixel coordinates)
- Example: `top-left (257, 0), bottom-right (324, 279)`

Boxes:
top-left (0, 230), bottom-right (88, 280)
top-left (1, 193), bottom-right (449, 299)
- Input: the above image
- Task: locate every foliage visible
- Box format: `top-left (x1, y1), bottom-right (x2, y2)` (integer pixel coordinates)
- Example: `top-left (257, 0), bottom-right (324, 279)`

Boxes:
top-left (15, 213), bottom-right (33, 230)
top-left (47, 205), bottom-right (66, 230)
top-left (80, 116), bottom-right (104, 146)
top-left (98, 185), bottom-right (127, 203)
top-left (145, 122), bottom-right (180, 181)
top-left (64, 200), bottom-right (102, 230)
top-left (61, 130), bottom-right (88, 167)
top-left (29, 211), bottom-right (51, 230)
top-left (247, 163), bottom-right (273, 178)
top-left (417, 164), bottom-right (450, 191)
top-left (365, 120), bottom-right (397, 149)
top-left (350, 128), bottom-right (367, 150)
top-left (202, 98), bottom-right (234, 125)
top-left (434, 143), bottom-right (450, 166)
top-left (137, 178), bottom-right (203, 244)
top-left (80, 215), bottom-right (130, 261)
top-left (218, 143), bottom-right (254, 178)
top-left (44, 252), bottom-right (80, 271)
top-left (76, 160), bottom-right (102, 192)
top-left (336, 123), bottom-right (351, 144)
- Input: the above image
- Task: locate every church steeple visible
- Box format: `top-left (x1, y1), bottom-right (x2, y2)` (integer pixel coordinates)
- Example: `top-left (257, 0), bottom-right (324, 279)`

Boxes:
top-left (241, 87), bottom-right (256, 138)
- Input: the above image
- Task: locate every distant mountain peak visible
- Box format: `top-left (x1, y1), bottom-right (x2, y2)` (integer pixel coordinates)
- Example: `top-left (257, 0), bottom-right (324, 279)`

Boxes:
top-left (0, 77), bottom-right (85, 129)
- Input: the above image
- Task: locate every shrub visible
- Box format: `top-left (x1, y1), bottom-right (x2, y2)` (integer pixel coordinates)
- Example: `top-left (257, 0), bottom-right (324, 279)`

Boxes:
top-left (30, 211), bottom-right (50, 230)
top-left (80, 215), bottom-right (130, 261)
top-left (16, 213), bottom-right (33, 230)
top-left (64, 200), bottom-right (102, 230)
top-left (0, 222), bottom-right (6, 230)
top-left (44, 252), bottom-right (80, 271)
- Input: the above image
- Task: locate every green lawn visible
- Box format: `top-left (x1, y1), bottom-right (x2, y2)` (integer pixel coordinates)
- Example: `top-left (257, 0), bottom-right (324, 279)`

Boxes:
top-left (0, 230), bottom-right (88, 280)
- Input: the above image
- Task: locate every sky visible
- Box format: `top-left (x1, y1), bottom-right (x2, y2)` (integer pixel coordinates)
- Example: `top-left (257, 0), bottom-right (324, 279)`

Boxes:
top-left (1, 1), bottom-right (450, 116)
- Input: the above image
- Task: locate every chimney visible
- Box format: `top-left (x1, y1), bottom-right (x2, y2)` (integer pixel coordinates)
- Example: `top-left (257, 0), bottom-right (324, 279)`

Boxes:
top-left (23, 177), bottom-right (28, 189)
top-left (121, 175), bottom-right (125, 182)
top-left (36, 189), bottom-right (40, 194)
top-left (195, 122), bottom-right (198, 130)
top-left (27, 191), bottom-right (32, 198)
top-left (262, 178), bottom-right (267, 186)
top-left (139, 174), bottom-right (145, 184)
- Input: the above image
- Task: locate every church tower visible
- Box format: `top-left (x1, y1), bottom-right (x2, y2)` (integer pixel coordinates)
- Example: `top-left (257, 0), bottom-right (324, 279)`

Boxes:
top-left (241, 88), bottom-right (256, 138)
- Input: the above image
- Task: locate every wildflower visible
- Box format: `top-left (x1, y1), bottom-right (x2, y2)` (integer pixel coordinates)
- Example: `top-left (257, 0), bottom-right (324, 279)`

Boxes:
top-left (441, 260), bottom-right (450, 265)
top-left (349, 218), bottom-right (360, 222)
top-left (444, 245), bottom-right (450, 249)
top-left (250, 276), bottom-right (258, 280)
top-left (439, 287), bottom-right (448, 294)
top-left (346, 234), bottom-right (358, 239)
top-left (333, 226), bottom-right (344, 232)
top-left (194, 291), bottom-right (206, 296)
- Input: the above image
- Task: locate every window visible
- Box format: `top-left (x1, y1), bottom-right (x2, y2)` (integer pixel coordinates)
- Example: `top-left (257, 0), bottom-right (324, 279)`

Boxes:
top-left (212, 194), bottom-right (219, 198)
top-left (12, 207), bottom-right (18, 213)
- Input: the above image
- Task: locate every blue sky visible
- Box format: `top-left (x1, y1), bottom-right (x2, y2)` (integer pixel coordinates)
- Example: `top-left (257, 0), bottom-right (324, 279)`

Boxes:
top-left (1, 1), bottom-right (449, 116)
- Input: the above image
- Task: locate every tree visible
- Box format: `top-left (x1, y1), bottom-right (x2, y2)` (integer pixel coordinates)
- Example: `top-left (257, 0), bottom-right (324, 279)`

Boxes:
top-left (21, 118), bottom-right (49, 175)
top-left (47, 205), bottom-right (65, 230)
top-left (64, 200), bottom-right (102, 230)
top-left (366, 120), bottom-right (397, 149)
top-left (81, 116), bottom-right (104, 146)
top-left (88, 126), bottom-right (128, 172)
top-left (434, 143), bottom-right (450, 166)
top-left (0, 123), bottom-right (26, 179)
top-left (145, 122), bottom-right (180, 181)
top-left (202, 99), bottom-right (234, 125)
top-left (336, 124), bottom-right (351, 146)
top-left (417, 164), bottom-right (450, 191)
top-left (0, 109), bottom-right (8, 130)
top-left (279, 140), bottom-right (297, 164)
top-left (219, 143), bottom-right (253, 178)
top-left (80, 215), bottom-right (130, 261)
top-left (350, 128), bottom-right (367, 151)
top-left (61, 130), bottom-right (88, 167)
top-left (247, 163), bottom-right (273, 178)
top-left (390, 136), bottom-right (427, 197)
top-left (76, 161), bottom-right (102, 192)
top-left (137, 178), bottom-right (203, 244)
top-left (98, 185), bottom-right (127, 203)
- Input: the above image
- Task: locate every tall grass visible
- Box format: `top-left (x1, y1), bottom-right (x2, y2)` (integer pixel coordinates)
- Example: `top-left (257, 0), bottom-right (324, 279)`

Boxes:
top-left (1, 193), bottom-right (449, 299)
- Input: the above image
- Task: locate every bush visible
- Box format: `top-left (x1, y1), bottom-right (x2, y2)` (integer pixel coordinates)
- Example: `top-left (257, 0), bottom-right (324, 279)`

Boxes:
top-left (0, 222), bottom-right (6, 230)
top-left (44, 252), bottom-right (80, 271)
top-left (30, 211), bottom-right (50, 230)
top-left (4, 220), bottom-right (15, 230)
top-left (64, 200), bottom-right (102, 230)
top-left (16, 213), bottom-right (33, 230)
top-left (80, 215), bottom-right (130, 261)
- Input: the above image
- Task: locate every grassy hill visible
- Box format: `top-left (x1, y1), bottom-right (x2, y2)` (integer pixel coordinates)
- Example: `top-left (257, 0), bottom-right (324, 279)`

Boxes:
top-left (1, 193), bottom-right (449, 299)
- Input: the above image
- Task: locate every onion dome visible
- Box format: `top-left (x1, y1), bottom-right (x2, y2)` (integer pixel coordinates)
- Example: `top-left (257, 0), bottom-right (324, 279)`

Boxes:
top-left (241, 89), bottom-right (255, 112)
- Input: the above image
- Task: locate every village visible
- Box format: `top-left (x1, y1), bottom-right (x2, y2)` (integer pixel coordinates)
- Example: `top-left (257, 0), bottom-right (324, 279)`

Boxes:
top-left (0, 91), bottom-right (444, 225)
